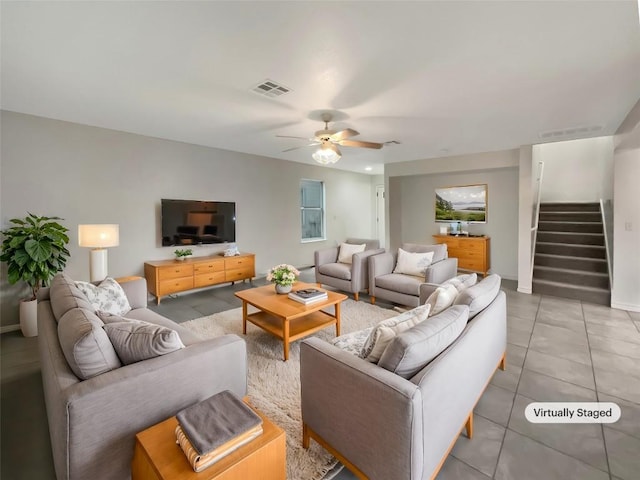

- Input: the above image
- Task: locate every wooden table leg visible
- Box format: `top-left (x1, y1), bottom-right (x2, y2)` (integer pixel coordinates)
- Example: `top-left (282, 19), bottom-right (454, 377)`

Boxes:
top-left (335, 302), bottom-right (341, 337)
top-left (283, 319), bottom-right (290, 361)
top-left (242, 301), bottom-right (247, 334)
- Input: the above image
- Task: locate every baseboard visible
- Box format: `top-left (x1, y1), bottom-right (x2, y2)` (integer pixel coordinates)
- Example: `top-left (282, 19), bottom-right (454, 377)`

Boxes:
top-left (611, 301), bottom-right (640, 313)
top-left (0, 324), bottom-right (21, 334)
top-left (517, 286), bottom-right (532, 294)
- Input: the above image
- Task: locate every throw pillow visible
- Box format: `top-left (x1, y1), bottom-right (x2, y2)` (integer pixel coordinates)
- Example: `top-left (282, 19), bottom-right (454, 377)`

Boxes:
top-left (337, 243), bottom-right (366, 264)
top-left (378, 305), bottom-right (470, 379)
top-left (453, 274), bottom-right (501, 319)
top-left (443, 273), bottom-right (478, 293)
top-left (75, 277), bottom-right (131, 316)
top-left (393, 248), bottom-right (434, 277)
top-left (100, 314), bottom-right (185, 365)
top-left (360, 304), bottom-right (431, 363)
top-left (57, 308), bottom-right (122, 380)
top-left (49, 273), bottom-right (95, 321)
top-left (425, 283), bottom-right (459, 316)
top-left (331, 327), bottom-right (374, 356)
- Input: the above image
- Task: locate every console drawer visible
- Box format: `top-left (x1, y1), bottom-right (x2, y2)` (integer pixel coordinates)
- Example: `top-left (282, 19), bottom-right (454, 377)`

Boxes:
top-left (224, 256), bottom-right (253, 269)
top-left (193, 260), bottom-right (224, 275)
top-left (226, 266), bottom-right (254, 282)
top-left (194, 271), bottom-right (226, 288)
top-left (158, 277), bottom-right (194, 296)
top-left (158, 264), bottom-right (194, 280)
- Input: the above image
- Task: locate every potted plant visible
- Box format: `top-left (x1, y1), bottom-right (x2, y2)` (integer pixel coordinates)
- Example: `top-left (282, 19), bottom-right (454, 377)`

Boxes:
top-left (266, 263), bottom-right (300, 294)
top-left (0, 213), bottom-right (70, 336)
top-left (174, 248), bottom-right (193, 261)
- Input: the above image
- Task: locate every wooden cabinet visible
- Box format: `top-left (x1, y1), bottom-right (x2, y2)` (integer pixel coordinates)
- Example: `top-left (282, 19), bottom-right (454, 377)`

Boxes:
top-left (433, 235), bottom-right (490, 277)
top-left (144, 253), bottom-right (255, 304)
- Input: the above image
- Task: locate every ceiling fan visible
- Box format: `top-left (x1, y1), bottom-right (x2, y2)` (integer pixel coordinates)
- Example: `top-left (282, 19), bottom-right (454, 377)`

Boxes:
top-left (277, 113), bottom-right (383, 164)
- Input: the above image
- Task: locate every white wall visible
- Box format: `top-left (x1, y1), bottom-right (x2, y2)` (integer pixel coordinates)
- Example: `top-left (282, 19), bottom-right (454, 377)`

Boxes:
top-left (534, 137), bottom-right (614, 202)
top-left (386, 149), bottom-right (520, 280)
top-left (517, 146), bottom-right (534, 293)
top-left (611, 124), bottom-right (640, 312)
top-left (0, 111), bottom-right (375, 327)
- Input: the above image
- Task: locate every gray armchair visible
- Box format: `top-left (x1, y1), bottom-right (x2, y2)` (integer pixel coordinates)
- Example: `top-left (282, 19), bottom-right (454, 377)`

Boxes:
top-left (315, 238), bottom-right (384, 301)
top-left (369, 243), bottom-right (458, 307)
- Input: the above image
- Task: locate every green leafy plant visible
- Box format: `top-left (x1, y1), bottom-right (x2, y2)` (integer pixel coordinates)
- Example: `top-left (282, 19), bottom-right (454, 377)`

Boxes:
top-left (266, 264), bottom-right (300, 286)
top-left (174, 248), bottom-right (193, 258)
top-left (0, 213), bottom-right (70, 300)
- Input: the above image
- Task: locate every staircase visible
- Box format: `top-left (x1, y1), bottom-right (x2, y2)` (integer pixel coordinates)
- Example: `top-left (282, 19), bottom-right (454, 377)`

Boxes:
top-left (532, 202), bottom-right (610, 305)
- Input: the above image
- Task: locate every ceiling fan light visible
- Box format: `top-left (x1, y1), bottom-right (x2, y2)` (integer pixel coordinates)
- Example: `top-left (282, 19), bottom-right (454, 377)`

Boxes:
top-left (312, 143), bottom-right (341, 164)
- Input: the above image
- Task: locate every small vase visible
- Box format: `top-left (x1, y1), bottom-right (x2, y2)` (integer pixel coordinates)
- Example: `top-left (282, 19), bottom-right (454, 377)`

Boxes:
top-left (275, 284), bottom-right (292, 294)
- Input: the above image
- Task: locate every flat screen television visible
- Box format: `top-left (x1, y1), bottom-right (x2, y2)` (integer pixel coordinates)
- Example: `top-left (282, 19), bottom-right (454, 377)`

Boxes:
top-left (161, 199), bottom-right (236, 246)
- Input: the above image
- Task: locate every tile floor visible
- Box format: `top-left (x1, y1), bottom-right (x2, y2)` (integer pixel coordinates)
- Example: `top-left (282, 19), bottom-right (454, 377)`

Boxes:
top-left (1, 270), bottom-right (639, 480)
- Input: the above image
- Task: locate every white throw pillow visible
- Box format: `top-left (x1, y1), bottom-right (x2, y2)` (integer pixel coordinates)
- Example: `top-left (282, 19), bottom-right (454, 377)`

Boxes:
top-left (443, 273), bottom-right (478, 293)
top-left (360, 304), bottom-right (431, 363)
top-left (75, 277), bottom-right (131, 316)
top-left (393, 248), bottom-right (434, 277)
top-left (425, 283), bottom-right (459, 316)
top-left (337, 243), bottom-right (366, 264)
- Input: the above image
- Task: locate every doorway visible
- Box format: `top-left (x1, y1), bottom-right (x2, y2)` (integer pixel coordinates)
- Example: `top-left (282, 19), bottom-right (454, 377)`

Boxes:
top-left (376, 185), bottom-right (386, 248)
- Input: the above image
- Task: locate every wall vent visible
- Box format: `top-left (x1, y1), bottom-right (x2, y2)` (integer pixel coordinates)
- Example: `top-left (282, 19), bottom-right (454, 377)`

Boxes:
top-left (384, 140), bottom-right (401, 145)
top-left (539, 125), bottom-right (602, 139)
top-left (251, 79), bottom-right (291, 98)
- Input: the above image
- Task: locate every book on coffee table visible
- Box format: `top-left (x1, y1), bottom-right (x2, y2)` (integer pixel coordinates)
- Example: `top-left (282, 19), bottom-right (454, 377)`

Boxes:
top-left (288, 288), bottom-right (328, 304)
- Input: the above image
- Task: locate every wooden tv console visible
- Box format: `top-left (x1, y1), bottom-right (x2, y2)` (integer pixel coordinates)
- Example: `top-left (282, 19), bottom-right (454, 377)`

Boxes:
top-left (144, 253), bottom-right (255, 304)
top-left (433, 235), bottom-right (490, 277)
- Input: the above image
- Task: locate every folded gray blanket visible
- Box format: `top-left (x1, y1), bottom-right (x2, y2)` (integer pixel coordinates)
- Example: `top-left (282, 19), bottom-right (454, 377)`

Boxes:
top-left (176, 390), bottom-right (262, 455)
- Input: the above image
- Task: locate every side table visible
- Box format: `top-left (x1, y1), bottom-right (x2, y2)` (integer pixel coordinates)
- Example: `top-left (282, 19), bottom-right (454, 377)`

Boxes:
top-left (131, 407), bottom-right (286, 480)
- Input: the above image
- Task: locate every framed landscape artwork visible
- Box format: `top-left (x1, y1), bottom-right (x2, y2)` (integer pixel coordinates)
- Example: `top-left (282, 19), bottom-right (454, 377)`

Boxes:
top-left (435, 184), bottom-right (487, 223)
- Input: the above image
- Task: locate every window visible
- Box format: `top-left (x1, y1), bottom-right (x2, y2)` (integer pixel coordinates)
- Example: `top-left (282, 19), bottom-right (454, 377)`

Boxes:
top-left (300, 179), bottom-right (325, 242)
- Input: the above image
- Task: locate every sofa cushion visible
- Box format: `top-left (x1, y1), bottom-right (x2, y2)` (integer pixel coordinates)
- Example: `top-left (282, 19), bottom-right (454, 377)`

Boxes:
top-left (425, 283), bottom-right (459, 316)
top-left (75, 277), bottom-right (131, 316)
top-left (57, 308), bottom-right (122, 380)
top-left (393, 248), bottom-right (434, 277)
top-left (360, 304), bottom-right (431, 363)
top-left (378, 305), bottom-right (469, 379)
top-left (338, 243), bottom-right (366, 264)
top-left (443, 273), bottom-right (478, 293)
top-left (124, 308), bottom-right (204, 346)
top-left (453, 274), bottom-right (501, 319)
top-left (375, 273), bottom-right (422, 296)
top-left (49, 273), bottom-right (95, 321)
top-left (99, 314), bottom-right (185, 365)
top-left (318, 262), bottom-right (352, 281)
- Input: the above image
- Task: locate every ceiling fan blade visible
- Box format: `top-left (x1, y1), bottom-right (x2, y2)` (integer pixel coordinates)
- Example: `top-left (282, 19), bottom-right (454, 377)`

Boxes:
top-left (331, 128), bottom-right (359, 141)
top-left (338, 139), bottom-right (383, 149)
top-left (276, 135), bottom-right (313, 141)
top-left (282, 143), bottom-right (319, 152)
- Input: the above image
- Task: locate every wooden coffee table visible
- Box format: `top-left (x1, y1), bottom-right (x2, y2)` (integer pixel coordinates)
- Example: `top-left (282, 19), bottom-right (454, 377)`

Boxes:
top-left (235, 283), bottom-right (347, 361)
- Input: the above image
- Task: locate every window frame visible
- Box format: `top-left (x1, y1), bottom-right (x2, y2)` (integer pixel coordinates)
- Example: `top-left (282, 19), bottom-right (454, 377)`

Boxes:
top-left (300, 179), bottom-right (326, 243)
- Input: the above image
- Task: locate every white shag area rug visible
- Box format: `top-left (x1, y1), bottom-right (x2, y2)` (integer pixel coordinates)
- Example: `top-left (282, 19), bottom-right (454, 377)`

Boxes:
top-left (181, 299), bottom-right (396, 480)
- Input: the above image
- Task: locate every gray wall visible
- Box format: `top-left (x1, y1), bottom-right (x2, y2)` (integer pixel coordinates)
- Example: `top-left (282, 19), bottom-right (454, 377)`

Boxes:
top-left (387, 167), bottom-right (519, 280)
top-left (0, 111), bottom-right (375, 327)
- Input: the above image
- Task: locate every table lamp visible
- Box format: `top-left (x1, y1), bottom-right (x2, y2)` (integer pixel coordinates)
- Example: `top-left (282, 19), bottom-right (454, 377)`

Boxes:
top-left (78, 224), bottom-right (119, 282)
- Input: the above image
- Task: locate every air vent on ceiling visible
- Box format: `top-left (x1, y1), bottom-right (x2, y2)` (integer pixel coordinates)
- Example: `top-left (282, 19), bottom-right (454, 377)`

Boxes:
top-left (384, 140), bottom-right (401, 145)
top-left (251, 79), bottom-right (291, 98)
top-left (539, 125), bottom-right (603, 139)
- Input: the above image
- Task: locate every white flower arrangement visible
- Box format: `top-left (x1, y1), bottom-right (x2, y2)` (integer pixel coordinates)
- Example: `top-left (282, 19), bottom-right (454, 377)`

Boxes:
top-left (266, 264), bottom-right (300, 286)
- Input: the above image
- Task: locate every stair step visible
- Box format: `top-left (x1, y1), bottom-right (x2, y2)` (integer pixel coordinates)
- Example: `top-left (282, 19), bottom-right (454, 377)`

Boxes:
top-left (539, 202), bottom-right (600, 212)
top-left (533, 266), bottom-right (609, 289)
top-left (536, 242), bottom-right (606, 259)
top-left (538, 221), bottom-right (603, 234)
top-left (537, 231), bottom-right (604, 246)
top-left (532, 279), bottom-right (610, 306)
top-left (539, 211), bottom-right (602, 222)
top-left (534, 253), bottom-right (608, 273)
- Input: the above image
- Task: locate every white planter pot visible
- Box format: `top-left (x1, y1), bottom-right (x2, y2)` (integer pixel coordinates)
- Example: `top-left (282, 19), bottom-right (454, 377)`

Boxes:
top-left (19, 298), bottom-right (38, 337)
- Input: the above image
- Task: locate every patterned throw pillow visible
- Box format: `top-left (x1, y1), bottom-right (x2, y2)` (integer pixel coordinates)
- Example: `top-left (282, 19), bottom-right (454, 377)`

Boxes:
top-left (393, 248), bottom-right (434, 277)
top-left (75, 277), bottom-right (131, 316)
top-left (331, 327), bottom-right (374, 356)
top-left (425, 283), bottom-right (459, 316)
top-left (360, 304), bottom-right (431, 363)
top-left (337, 243), bottom-right (366, 264)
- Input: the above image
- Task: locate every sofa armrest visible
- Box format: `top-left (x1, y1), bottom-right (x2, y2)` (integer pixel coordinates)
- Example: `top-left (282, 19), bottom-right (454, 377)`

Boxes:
top-left (351, 248), bottom-right (385, 290)
top-left (301, 338), bottom-right (422, 479)
top-left (118, 277), bottom-right (148, 309)
top-left (418, 282), bottom-right (442, 304)
top-left (425, 257), bottom-right (458, 284)
top-left (60, 334), bottom-right (247, 479)
top-left (314, 247), bottom-right (339, 268)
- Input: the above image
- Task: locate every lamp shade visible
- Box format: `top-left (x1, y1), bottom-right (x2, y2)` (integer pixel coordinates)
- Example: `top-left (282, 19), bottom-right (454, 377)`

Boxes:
top-left (78, 224), bottom-right (120, 248)
top-left (312, 143), bottom-right (341, 165)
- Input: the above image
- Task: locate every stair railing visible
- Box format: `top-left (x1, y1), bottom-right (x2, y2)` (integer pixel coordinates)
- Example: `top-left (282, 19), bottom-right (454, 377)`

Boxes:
top-left (530, 161), bottom-right (545, 279)
top-left (600, 198), bottom-right (613, 288)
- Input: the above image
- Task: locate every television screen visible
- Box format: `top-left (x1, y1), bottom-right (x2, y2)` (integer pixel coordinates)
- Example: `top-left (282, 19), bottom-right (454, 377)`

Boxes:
top-left (435, 184), bottom-right (487, 223)
top-left (161, 199), bottom-right (236, 246)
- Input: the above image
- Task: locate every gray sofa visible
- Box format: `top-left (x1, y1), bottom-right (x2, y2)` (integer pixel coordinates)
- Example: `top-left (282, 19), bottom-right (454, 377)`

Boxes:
top-left (37, 274), bottom-right (247, 480)
top-left (315, 238), bottom-right (384, 301)
top-left (369, 243), bottom-right (459, 307)
top-left (300, 274), bottom-right (506, 480)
